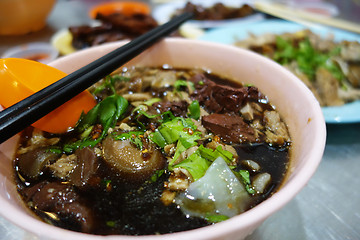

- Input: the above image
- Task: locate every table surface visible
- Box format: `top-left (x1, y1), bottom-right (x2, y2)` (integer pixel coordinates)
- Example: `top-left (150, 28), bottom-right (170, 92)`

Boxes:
top-left (1, 1), bottom-right (360, 239)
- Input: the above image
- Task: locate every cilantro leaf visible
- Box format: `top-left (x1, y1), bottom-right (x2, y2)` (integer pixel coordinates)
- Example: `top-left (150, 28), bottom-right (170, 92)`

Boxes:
top-left (172, 145), bottom-right (234, 181)
top-left (198, 145), bottom-right (233, 163)
top-left (173, 150), bottom-right (211, 181)
top-left (235, 169), bottom-right (256, 194)
top-left (150, 117), bottom-right (201, 166)
top-left (112, 131), bottom-right (145, 149)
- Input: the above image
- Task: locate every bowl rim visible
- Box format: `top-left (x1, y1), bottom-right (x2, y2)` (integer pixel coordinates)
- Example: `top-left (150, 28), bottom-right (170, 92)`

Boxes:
top-left (0, 38), bottom-right (326, 240)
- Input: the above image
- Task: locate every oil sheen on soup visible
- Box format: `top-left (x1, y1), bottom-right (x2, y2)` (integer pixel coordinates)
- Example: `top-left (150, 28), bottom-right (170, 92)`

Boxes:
top-left (14, 66), bottom-right (291, 235)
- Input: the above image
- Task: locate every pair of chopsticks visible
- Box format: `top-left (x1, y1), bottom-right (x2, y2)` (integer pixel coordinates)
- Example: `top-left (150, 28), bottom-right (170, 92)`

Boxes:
top-left (254, 1), bottom-right (360, 34)
top-left (0, 12), bottom-right (193, 144)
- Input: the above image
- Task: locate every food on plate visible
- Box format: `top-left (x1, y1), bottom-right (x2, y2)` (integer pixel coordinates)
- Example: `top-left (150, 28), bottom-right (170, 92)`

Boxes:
top-left (69, 12), bottom-right (158, 50)
top-left (173, 2), bottom-right (255, 21)
top-left (235, 29), bottom-right (360, 106)
top-left (14, 66), bottom-right (291, 235)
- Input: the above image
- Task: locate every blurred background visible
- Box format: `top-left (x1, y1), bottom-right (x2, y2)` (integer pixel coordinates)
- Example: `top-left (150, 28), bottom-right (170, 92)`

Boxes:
top-left (0, 0), bottom-right (359, 56)
top-left (0, 0), bottom-right (360, 239)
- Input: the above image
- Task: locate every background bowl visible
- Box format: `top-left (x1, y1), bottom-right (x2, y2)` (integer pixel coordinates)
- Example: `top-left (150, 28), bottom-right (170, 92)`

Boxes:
top-left (2, 42), bottom-right (59, 64)
top-left (0, 0), bottom-right (55, 35)
top-left (0, 38), bottom-right (326, 240)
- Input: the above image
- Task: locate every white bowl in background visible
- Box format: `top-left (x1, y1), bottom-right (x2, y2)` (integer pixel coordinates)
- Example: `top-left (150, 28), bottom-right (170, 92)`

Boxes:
top-left (0, 38), bottom-right (326, 240)
top-left (2, 42), bottom-right (59, 65)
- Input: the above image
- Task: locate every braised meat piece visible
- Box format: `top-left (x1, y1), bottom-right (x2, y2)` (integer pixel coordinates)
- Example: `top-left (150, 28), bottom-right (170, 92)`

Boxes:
top-left (96, 13), bottom-right (158, 35)
top-left (202, 113), bottom-right (256, 143)
top-left (152, 100), bottom-right (189, 117)
top-left (69, 13), bottom-right (158, 49)
top-left (69, 25), bottom-right (123, 49)
top-left (190, 73), bottom-right (267, 114)
top-left (69, 147), bottom-right (100, 188)
top-left (22, 181), bottom-right (95, 233)
top-left (178, 2), bottom-right (254, 20)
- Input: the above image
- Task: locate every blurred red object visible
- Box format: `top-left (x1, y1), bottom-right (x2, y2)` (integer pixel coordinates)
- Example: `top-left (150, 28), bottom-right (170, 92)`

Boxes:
top-left (89, 1), bottom-right (151, 19)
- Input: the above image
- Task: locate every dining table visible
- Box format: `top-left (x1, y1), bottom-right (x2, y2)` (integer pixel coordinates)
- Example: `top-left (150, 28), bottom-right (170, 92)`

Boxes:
top-left (0, 0), bottom-right (360, 239)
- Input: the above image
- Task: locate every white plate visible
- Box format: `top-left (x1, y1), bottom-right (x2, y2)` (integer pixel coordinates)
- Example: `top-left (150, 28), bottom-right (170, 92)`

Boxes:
top-left (199, 20), bottom-right (360, 124)
top-left (152, 0), bottom-right (265, 28)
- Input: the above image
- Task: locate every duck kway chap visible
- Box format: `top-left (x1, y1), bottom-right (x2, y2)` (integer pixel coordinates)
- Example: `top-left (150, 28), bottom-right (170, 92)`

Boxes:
top-left (14, 66), bottom-right (291, 235)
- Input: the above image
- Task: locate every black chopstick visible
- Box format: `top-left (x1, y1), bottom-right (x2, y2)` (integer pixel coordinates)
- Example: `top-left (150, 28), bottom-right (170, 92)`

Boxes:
top-left (0, 12), bottom-right (193, 144)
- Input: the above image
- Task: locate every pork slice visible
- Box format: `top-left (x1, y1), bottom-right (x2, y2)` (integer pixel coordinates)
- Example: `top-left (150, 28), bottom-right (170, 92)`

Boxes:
top-left (315, 67), bottom-right (344, 106)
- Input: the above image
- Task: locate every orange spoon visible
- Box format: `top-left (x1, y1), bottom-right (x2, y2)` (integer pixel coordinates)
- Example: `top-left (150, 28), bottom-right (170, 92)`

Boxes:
top-left (0, 58), bottom-right (96, 133)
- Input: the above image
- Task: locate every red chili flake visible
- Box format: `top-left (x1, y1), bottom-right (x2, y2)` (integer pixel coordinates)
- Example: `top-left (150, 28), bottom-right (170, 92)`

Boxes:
top-left (91, 124), bottom-right (103, 140)
top-left (213, 135), bottom-right (221, 143)
top-left (184, 128), bottom-right (194, 135)
top-left (149, 123), bottom-right (157, 132)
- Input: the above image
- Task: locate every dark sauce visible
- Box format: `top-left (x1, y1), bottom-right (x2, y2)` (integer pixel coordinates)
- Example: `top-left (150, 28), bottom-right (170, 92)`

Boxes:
top-left (15, 161), bottom-right (208, 235)
top-left (88, 172), bottom-right (208, 235)
top-left (234, 143), bottom-right (289, 207)
top-left (15, 142), bottom-right (289, 235)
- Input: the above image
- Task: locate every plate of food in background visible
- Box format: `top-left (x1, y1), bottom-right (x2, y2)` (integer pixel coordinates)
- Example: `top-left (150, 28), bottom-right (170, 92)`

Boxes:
top-left (152, 0), bottom-right (265, 29)
top-left (199, 20), bottom-right (360, 123)
top-left (51, 1), bottom-right (159, 56)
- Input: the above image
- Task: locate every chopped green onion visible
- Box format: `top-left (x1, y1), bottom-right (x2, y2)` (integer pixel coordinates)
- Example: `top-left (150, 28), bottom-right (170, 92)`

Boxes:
top-left (150, 169), bottom-right (165, 182)
top-left (106, 221), bottom-right (116, 227)
top-left (274, 36), bottom-right (344, 86)
top-left (205, 214), bottom-right (229, 223)
top-left (188, 100), bottom-right (200, 120)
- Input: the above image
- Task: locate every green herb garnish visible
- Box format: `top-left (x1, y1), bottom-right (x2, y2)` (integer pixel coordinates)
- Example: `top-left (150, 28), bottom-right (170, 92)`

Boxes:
top-left (150, 169), bottom-right (165, 182)
top-left (174, 80), bottom-right (195, 93)
top-left (188, 100), bottom-right (200, 120)
top-left (173, 145), bottom-right (234, 181)
top-left (235, 169), bottom-right (256, 194)
top-left (93, 75), bottom-right (130, 95)
top-left (205, 214), bottom-right (229, 223)
top-left (112, 131), bottom-right (145, 149)
top-left (274, 36), bottom-right (345, 86)
top-left (63, 94), bottom-right (128, 153)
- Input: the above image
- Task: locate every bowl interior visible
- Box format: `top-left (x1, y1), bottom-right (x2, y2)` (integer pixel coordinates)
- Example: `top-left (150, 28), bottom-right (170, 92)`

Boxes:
top-left (0, 38), bottom-right (326, 240)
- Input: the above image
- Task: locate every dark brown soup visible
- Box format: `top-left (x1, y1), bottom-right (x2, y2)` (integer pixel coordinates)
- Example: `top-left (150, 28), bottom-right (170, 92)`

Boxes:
top-left (14, 66), bottom-right (291, 235)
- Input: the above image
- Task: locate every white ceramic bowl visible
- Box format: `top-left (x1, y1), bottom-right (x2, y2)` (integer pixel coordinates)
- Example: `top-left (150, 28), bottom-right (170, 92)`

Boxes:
top-left (0, 38), bottom-right (326, 240)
